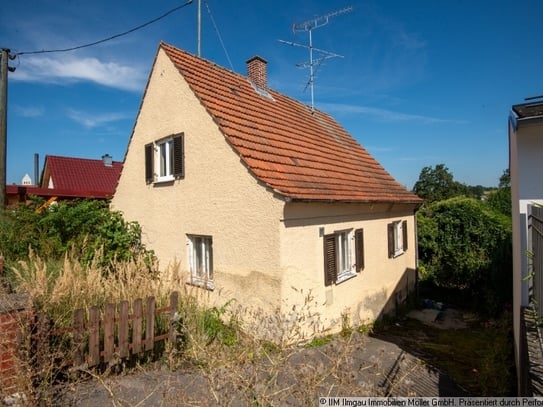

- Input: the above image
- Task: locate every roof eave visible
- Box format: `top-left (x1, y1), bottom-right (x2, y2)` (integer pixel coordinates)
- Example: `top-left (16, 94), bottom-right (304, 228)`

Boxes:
top-left (279, 194), bottom-right (423, 206)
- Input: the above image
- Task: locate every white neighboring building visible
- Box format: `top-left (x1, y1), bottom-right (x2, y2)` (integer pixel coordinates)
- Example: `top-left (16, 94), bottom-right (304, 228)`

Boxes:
top-left (21, 174), bottom-right (32, 185)
top-left (509, 100), bottom-right (543, 392)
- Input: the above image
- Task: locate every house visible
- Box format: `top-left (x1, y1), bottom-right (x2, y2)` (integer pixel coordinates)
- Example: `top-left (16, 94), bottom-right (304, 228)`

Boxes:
top-left (6, 154), bottom-right (122, 206)
top-left (509, 100), bottom-right (543, 394)
top-left (111, 42), bottom-right (422, 338)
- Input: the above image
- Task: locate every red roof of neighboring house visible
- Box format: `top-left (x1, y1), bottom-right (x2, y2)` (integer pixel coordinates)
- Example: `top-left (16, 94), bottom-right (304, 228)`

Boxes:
top-left (41, 155), bottom-right (122, 198)
top-left (160, 42), bottom-right (421, 204)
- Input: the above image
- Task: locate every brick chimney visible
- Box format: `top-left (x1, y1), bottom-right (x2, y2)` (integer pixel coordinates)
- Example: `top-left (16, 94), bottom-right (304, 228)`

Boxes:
top-left (246, 56), bottom-right (267, 89)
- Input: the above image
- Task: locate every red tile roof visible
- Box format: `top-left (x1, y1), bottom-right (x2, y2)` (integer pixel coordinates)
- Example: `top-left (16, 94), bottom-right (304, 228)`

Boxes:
top-left (41, 155), bottom-right (122, 198)
top-left (161, 42), bottom-right (421, 204)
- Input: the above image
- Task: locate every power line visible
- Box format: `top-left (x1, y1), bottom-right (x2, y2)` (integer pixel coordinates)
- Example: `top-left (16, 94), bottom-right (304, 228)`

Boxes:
top-left (203, 0), bottom-right (234, 72)
top-left (15, 0), bottom-right (194, 56)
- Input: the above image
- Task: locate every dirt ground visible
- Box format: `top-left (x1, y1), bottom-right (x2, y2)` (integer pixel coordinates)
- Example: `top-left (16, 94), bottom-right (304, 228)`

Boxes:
top-left (56, 313), bottom-right (469, 406)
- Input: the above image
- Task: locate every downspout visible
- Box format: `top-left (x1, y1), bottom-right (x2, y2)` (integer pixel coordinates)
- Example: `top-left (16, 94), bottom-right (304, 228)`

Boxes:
top-left (414, 203), bottom-right (423, 302)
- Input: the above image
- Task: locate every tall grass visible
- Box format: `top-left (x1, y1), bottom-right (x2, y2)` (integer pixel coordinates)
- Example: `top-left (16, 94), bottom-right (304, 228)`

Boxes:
top-left (10, 249), bottom-right (184, 326)
top-left (9, 251), bottom-right (448, 405)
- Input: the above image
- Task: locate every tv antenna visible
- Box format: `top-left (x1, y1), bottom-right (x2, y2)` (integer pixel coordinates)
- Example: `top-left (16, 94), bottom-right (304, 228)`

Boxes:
top-left (279, 6), bottom-right (352, 111)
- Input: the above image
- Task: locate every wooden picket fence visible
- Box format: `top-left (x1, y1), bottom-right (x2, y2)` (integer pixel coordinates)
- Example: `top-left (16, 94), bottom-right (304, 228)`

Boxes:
top-left (70, 291), bottom-right (179, 367)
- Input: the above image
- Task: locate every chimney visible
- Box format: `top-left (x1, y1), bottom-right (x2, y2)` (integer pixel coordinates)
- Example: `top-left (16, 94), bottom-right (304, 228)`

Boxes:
top-left (34, 153), bottom-right (39, 186)
top-left (102, 154), bottom-right (113, 167)
top-left (246, 56), bottom-right (267, 89)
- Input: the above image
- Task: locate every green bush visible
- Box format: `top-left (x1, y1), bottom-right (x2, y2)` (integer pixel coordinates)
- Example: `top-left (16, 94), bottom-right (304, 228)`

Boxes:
top-left (0, 198), bottom-right (155, 271)
top-left (417, 197), bottom-right (512, 315)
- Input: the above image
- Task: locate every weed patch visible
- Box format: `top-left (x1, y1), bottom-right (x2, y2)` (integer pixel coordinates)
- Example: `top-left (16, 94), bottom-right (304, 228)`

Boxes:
top-left (372, 313), bottom-right (515, 396)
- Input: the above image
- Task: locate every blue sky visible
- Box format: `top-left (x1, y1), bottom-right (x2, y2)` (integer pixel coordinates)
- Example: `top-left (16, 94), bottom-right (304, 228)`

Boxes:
top-left (1, 0), bottom-right (542, 189)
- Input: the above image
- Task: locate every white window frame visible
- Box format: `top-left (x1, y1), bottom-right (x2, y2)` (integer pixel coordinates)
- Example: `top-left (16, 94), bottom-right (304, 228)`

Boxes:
top-left (187, 235), bottom-right (214, 290)
top-left (335, 229), bottom-right (356, 283)
top-left (155, 137), bottom-right (175, 183)
top-left (393, 221), bottom-right (404, 257)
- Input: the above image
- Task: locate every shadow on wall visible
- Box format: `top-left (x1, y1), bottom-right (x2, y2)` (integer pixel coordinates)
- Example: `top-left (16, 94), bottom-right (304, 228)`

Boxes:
top-left (358, 267), bottom-right (418, 324)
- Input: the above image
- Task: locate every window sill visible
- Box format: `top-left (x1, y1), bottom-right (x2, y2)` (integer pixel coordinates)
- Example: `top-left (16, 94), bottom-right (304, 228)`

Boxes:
top-left (187, 278), bottom-right (215, 291)
top-left (392, 250), bottom-right (405, 258)
top-left (154, 175), bottom-right (175, 184)
top-left (335, 271), bottom-right (357, 285)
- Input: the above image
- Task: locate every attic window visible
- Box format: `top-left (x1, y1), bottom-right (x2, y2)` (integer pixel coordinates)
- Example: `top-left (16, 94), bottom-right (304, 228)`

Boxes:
top-left (145, 133), bottom-right (184, 184)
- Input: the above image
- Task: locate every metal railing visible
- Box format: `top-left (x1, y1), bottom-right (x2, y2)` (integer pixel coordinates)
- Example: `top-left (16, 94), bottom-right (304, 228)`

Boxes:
top-left (529, 204), bottom-right (543, 319)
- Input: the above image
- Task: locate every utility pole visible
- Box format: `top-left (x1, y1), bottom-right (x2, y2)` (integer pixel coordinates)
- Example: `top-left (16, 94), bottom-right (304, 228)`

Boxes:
top-left (0, 48), bottom-right (16, 209)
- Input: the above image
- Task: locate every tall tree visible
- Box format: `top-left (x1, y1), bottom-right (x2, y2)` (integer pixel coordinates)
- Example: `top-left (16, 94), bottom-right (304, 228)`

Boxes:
top-left (487, 168), bottom-right (511, 217)
top-left (412, 164), bottom-right (460, 203)
top-left (499, 168), bottom-right (510, 188)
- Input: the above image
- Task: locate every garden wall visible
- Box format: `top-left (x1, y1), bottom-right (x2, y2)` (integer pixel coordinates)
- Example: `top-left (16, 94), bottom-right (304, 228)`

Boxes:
top-left (0, 257), bottom-right (31, 397)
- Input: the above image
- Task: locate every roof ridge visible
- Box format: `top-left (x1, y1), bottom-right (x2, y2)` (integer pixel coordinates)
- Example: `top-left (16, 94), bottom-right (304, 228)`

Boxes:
top-left (159, 42), bottom-right (421, 204)
top-left (161, 41), bottom-right (336, 115)
top-left (46, 155), bottom-right (122, 163)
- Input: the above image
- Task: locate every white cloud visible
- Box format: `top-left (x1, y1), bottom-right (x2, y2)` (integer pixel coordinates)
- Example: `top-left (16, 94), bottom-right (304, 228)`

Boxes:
top-left (12, 55), bottom-right (147, 92)
top-left (319, 103), bottom-right (466, 124)
top-left (66, 109), bottom-right (130, 128)
top-left (13, 105), bottom-right (45, 118)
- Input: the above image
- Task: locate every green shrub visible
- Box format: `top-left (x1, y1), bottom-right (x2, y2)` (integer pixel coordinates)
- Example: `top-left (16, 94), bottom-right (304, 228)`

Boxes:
top-left (0, 198), bottom-right (155, 272)
top-left (417, 197), bottom-right (512, 315)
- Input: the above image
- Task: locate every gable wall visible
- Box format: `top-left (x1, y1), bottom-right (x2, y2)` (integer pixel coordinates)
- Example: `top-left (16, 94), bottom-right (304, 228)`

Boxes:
top-left (279, 202), bottom-right (418, 335)
top-left (112, 49), bottom-right (284, 310)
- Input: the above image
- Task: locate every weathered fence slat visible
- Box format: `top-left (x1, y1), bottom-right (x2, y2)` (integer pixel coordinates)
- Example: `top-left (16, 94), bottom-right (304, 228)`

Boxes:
top-left (88, 307), bottom-right (100, 367)
top-left (169, 291), bottom-right (179, 342)
top-left (132, 299), bottom-right (143, 354)
top-left (103, 303), bottom-right (115, 361)
top-left (145, 297), bottom-right (155, 351)
top-left (73, 309), bottom-right (85, 366)
top-left (118, 301), bottom-right (129, 358)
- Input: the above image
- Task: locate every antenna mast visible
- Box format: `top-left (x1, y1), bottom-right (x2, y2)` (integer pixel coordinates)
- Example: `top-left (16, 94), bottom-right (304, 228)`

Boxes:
top-left (279, 6), bottom-right (352, 110)
top-left (197, 0), bottom-right (201, 56)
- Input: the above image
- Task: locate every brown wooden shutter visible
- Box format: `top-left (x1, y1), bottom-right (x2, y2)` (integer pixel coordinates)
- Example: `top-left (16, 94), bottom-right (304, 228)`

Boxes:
top-left (402, 220), bottom-right (408, 251)
top-left (355, 228), bottom-right (364, 272)
top-left (387, 222), bottom-right (394, 258)
top-left (173, 133), bottom-right (184, 178)
top-left (208, 237), bottom-right (213, 279)
top-left (323, 234), bottom-right (337, 286)
top-left (145, 143), bottom-right (153, 184)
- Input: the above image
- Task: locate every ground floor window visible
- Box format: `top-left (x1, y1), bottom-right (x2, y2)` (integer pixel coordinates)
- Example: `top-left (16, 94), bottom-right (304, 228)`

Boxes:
top-left (388, 220), bottom-right (408, 258)
top-left (324, 228), bottom-right (364, 286)
top-left (187, 235), bottom-right (213, 290)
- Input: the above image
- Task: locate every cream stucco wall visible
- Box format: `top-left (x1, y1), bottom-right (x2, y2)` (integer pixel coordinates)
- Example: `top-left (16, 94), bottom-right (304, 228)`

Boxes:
top-left (280, 202), bottom-right (418, 335)
top-left (112, 49), bottom-right (284, 311)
